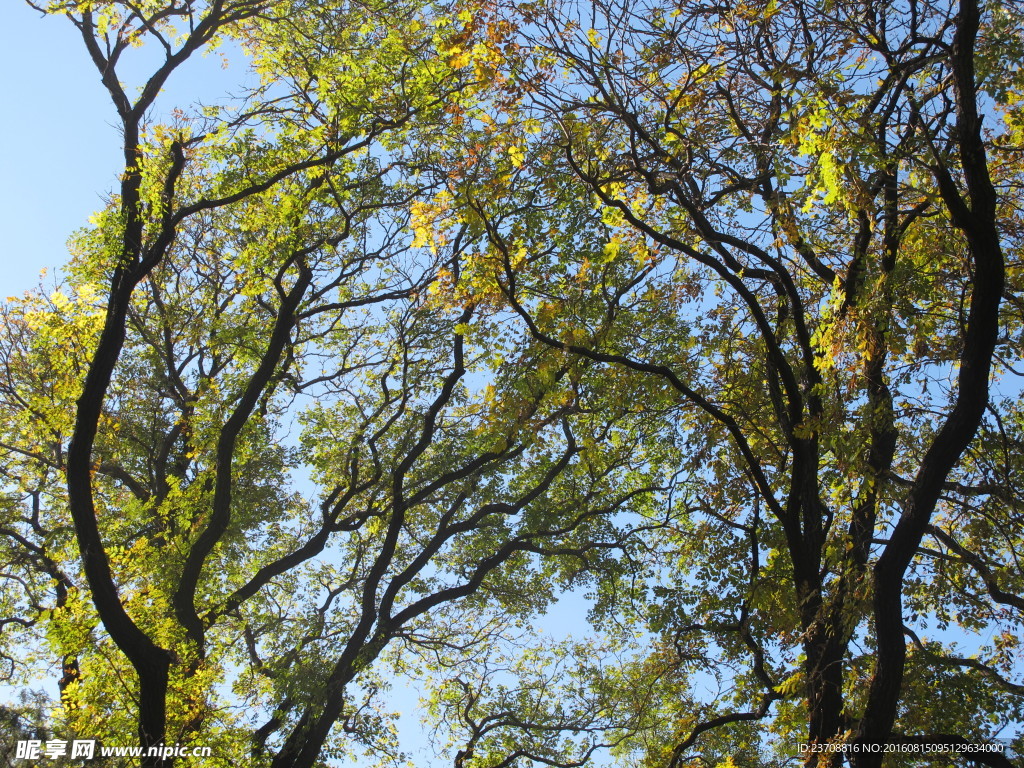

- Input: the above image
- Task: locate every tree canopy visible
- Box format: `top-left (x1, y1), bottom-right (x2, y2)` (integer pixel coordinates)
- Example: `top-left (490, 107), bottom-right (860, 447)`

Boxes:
top-left (2, 0), bottom-right (1023, 766)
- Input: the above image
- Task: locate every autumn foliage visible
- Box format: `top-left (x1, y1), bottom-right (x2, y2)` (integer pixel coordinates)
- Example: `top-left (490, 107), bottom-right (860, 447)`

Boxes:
top-left (1, 0), bottom-right (1022, 766)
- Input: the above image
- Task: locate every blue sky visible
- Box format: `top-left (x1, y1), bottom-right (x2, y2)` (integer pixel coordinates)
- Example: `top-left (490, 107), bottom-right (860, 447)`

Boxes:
top-left (1, 3), bottom-right (121, 298)
top-left (0, 2), bottom-right (250, 300)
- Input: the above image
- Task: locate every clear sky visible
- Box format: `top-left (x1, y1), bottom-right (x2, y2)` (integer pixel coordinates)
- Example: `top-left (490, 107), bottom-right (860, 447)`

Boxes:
top-left (1, 3), bottom-right (121, 298)
top-left (0, 2), bottom-right (251, 300)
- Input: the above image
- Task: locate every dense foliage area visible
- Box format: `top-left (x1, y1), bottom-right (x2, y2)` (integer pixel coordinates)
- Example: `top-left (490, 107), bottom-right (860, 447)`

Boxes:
top-left (1, 0), bottom-right (1023, 766)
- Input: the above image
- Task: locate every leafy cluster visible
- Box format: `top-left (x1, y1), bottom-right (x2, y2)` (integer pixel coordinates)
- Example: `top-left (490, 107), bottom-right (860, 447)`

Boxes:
top-left (1, 0), bottom-right (1023, 767)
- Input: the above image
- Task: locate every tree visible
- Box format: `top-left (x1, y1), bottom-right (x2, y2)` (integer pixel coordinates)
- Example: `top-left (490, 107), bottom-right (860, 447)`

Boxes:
top-left (4, 0), bottom-right (1024, 766)
top-left (2, 1), bottom-right (666, 767)
top-left (413, 0), bottom-right (1024, 763)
